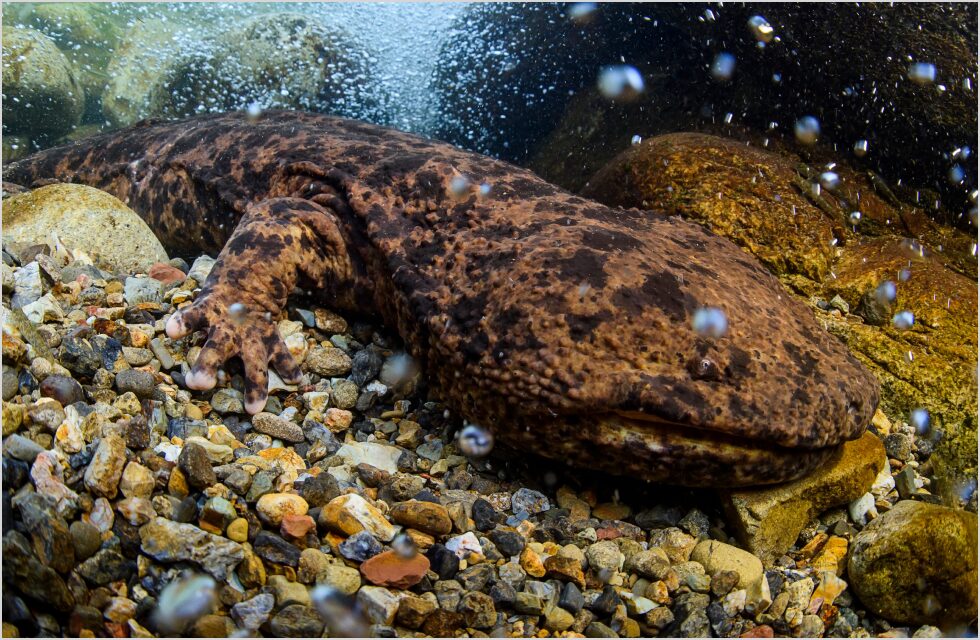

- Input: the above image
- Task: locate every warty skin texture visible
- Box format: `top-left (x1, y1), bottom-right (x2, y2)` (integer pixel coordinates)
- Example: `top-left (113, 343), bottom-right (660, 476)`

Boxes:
top-left (4, 110), bottom-right (880, 486)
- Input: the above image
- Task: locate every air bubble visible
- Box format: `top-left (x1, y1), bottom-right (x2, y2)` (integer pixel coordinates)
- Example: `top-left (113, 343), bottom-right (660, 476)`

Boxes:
top-left (692, 307), bottom-right (728, 338)
top-left (458, 423), bottom-right (494, 457)
top-left (597, 65), bottom-right (644, 100)
top-left (392, 533), bottom-right (417, 558)
top-left (568, 2), bottom-right (597, 24)
top-left (153, 574), bottom-right (217, 634)
top-left (948, 164), bottom-right (965, 185)
top-left (245, 102), bottom-right (263, 121)
top-left (631, 134), bottom-right (642, 145)
top-left (910, 408), bottom-right (930, 434)
top-left (747, 16), bottom-right (774, 43)
top-left (794, 116), bottom-right (820, 145)
top-left (312, 586), bottom-right (370, 638)
top-left (892, 310), bottom-right (914, 330)
top-left (228, 302), bottom-right (248, 323)
top-left (907, 62), bottom-right (936, 85)
top-left (449, 175), bottom-right (470, 197)
top-left (853, 139), bottom-right (869, 157)
top-left (849, 211), bottom-right (862, 225)
top-left (875, 281), bottom-right (897, 305)
top-left (710, 52), bottom-right (736, 82)
top-left (819, 171), bottom-right (841, 190)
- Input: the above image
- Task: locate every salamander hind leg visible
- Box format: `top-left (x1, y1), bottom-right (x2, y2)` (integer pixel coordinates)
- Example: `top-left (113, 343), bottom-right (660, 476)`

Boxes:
top-left (166, 197), bottom-right (355, 414)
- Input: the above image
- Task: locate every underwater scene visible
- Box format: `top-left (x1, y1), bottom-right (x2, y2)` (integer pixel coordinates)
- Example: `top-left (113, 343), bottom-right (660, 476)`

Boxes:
top-left (1, 2), bottom-right (978, 638)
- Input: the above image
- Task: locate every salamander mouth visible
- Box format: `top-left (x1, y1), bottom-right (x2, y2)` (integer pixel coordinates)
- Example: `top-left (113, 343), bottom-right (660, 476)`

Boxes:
top-left (612, 409), bottom-right (822, 453)
top-left (493, 409), bottom-right (842, 488)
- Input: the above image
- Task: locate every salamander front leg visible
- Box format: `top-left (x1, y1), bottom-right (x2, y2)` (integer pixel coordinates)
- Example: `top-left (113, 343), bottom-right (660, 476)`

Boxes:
top-left (166, 197), bottom-right (354, 414)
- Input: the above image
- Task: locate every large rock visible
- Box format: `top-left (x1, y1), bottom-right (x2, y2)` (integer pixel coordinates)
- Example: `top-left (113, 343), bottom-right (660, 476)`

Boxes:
top-left (821, 238), bottom-right (979, 496)
top-left (1, 27), bottom-right (84, 138)
top-left (102, 12), bottom-right (387, 127)
top-left (848, 500), bottom-right (977, 626)
top-left (2, 184), bottom-right (168, 273)
top-left (722, 431), bottom-right (886, 563)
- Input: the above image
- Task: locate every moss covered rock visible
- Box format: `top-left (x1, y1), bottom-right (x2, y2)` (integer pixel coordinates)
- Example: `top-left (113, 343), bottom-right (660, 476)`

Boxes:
top-left (848, 499), bottom-right (977, 626)
top-left (1, 27), bottom-right (84, 138)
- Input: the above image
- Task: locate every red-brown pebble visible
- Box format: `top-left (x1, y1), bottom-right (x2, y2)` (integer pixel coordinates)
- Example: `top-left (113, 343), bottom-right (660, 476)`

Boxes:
top-left (148, 262), bottom-right (186, 286)
top-left (740, 625), bottom-right (774, 638)
top-left (359, 550), bottom-right (430, 589)
top-left (281, 513), bottom-right (317, 539)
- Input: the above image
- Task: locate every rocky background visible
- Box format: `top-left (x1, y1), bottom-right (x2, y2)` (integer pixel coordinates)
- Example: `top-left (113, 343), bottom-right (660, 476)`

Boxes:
top-left (2, 2), bottom-right (978, 638)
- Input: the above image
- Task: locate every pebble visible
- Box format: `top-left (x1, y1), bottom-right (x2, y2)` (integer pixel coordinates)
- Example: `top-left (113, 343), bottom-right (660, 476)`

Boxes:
top-left (445, 531), bottom-right (483, 559)
top-left (319, 493), bottom-right (398, 541)
top-left (389, 500), bottom-right (452, 536)
top-left (357, 586), bottom-right (400, 625)
top-left (210, 388), bottom-right (244, 414)
top-left (114, 368), bottom-right (156, 398)
top-left (83, 434), bottom-right (127, 498)
top-left (339, 530), bottom-right (384, 562)
top-left (360, 549), bottom-right (430, 589)
top-left (511, 487), bottom-right (550, 514)
top-left (139, 517), bottom-right (244, 580)
top-left (256, 492), bottom-right (309, 526)
top-left (252, 412), bottom-right (304, 443)
top-left (178, 442), bottom-right (216, 490)
top-left (230, 593), bottom-right (274, 631)
top-left (319, 563), bottom-right (362, 595)
top-left (252, 530), bottom-right (301, 567)
top-left (306, 346), bottom-right (352, 377)
top-left (39, 374), bottom-right (84, 405)
top-left (426, 543), bottom-right (460, 580)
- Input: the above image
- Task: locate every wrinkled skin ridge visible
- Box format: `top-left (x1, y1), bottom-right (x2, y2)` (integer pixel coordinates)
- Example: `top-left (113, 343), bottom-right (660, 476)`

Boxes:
top-left (3, 110), bottom-right (880, 486)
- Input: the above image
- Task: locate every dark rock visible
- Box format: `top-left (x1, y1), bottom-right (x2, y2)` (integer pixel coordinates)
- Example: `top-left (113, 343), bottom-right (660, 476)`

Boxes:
top-left (2, 457), bottom-right (30, 491)
top-left (426, 543), bottom-right (459, 580)
top-left (338, 530), bottom-right (383, 563)
top-left (39, 375), bottom-right (84, 405)
top-left (70, 520), bottom-right (102, 561)
top-left (299, 472), bottom-right (339, 507)
top-left (490, 580), bottom-right (517, 608)
top-left (223, 468), bottom-right (252, 495)
top-left (707, 600), bottom-right (733, 636)
top-left (884, 433), bottom-right (914, 461)
top-left (488, 529), bottom-right (526, 557)
top-left (678, 508), bottom-right (711, 537)
top-left (457, 563), bottom-right (495, 592)
top-left (173, 496), bottom-right (198, 523)
top-left (126, 414), bottom-right (150, 450)
top-left (16, 492), bottom-right (75, 573)
top-left (68, 605), bottom-right (106, 637)
top-left (589, 585), bottom-right (621, 616)
top-left (421, 609), bottom-right (464, 637)
top-left (178, 442), bottom-right (216, 490)
top-left (115, 368), bottom-right (156, 398)
top-left (559, 581), bottom-right (585, 614)
top-left (635, 505), bottom-right (683, 530)
top-left (253, 531), bottom-right (301, 567)
top-left (59, 334), bottom-right (104, 377)
top-left (351, 348), bottom-right (383, 386)
top-left (710, 570), bottom-right (740, 597)
top-left (269, 604), bottom-right (324, 637)
top-left (472, 498), bottom-right (500, 531)
top-left (2, 530), bottom-right (74, 611)
top-left (168, 417), bottom-right (208, 440)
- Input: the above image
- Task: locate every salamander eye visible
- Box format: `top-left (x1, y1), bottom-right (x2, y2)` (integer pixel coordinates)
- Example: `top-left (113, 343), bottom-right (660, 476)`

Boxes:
top-left (687, 355), bottom-right (723, 381)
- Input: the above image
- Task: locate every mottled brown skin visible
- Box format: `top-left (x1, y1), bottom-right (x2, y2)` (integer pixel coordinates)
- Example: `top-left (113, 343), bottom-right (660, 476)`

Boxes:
top-left (4, 111), bottom-right (880, 486)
